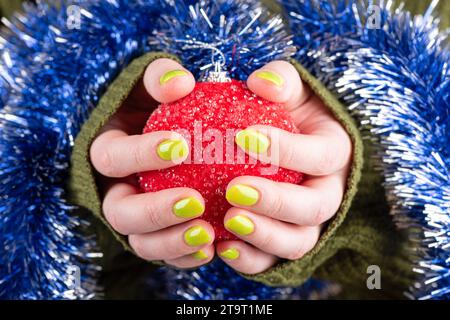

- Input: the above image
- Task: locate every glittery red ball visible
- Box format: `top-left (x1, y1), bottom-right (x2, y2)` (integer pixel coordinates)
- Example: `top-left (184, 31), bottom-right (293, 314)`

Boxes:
top-left (138, 80), bottom-right (302, 241)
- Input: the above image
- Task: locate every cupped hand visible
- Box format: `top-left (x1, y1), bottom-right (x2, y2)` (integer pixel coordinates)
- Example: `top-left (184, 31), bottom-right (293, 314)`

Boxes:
top-left (216, 61), bottom-right (352, 274)
top-left (90, 58), bottom-right (215, 268)
top-left (90, 58), bottom-right (352, 274)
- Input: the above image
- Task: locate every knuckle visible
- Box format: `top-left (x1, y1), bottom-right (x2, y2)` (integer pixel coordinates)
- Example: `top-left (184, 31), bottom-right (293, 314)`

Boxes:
top-left (144, 201), bottom-right (164, 231)
top-left (103, 201), bottom-right (128, 235)
top-left (268, 193), bottom-right (285, 220)
top-left (314, 146), bottom-right (336, 175)
top-left (129, 236), bottom-right (149, 260)
top-left (312, 189), bottom-right (340, 225)
top-left (92, 144), bottom-right (116, 177)
top-left (165, 242), bottom-right (187, 259)
top-left (259, 232), bottom-right (275, 251)
top-left (286, 242), bottom-right (308, 260)
top-left (342, 132), bottom-right (353, 159)
top-left (132, 142), bottom-right (148, 170)
top-left (280, 143), bottom-right (297, 168)
top-left (312, 202), bottom-right (330, 226)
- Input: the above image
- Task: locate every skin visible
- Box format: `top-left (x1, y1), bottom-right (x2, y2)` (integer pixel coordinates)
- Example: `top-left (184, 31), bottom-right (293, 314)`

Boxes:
top-left (90, 58), bottom-right (352, 273)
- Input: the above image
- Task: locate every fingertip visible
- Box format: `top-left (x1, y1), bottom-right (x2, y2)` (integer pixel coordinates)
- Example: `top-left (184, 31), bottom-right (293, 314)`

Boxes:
top-left (143, 58), bottom-right (195, 103)
top-left (216, 241), bottom-right (241, 261)
top-left (216, 241), bottom-right (278, 274)
top-left (166, 245), bottom-right (215, 269)
top-left (191, 245), bottom-right (215, 263)
top-left (247, 60), bottom-right (306, 110)
top-left (184, 219), bottom-right (216, 246)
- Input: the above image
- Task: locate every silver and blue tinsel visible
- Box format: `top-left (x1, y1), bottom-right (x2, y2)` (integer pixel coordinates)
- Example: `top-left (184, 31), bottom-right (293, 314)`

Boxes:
top-left (150, 0), bottom-right (296, 80)
top-left (0, 0), bottom-right (448, 300)
top-left (0, 0), bottom-right (327, 300)
top-left (0, 0), bottom-right (166, 299)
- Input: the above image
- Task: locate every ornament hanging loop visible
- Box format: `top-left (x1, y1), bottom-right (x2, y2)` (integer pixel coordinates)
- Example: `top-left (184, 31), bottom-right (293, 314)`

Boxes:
top-left (180, 40), bottom-right (231, 83)
top-left (205, 58), bottom-right (231, 83)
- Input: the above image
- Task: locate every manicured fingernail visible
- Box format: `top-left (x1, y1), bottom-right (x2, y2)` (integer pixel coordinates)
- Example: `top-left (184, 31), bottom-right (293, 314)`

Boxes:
top-left (224, 215), bottom-right (254, 236)
top-left (184, 226), bottom-right (211, 247)
top-left (255, 70), bottom-right (284, 87)
top-left (173, 197), bottom-right (205, 218)
top-left (219, 248), bottom-right (240, 260)
top-left (226, 184), bottom-right (259, 206)
top-left (235, 129), bottom-right (270, 154)
top-left (159, 70), bottom-right (188, 85)
top-left (157, 139), bottom-right (188, 161)
top-left (192, 250), bottom-right (208, 260)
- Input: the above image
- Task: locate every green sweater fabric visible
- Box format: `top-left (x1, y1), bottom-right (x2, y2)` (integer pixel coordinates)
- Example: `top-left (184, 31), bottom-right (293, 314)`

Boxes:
top-left (6, 0), bottom-right (447, 299)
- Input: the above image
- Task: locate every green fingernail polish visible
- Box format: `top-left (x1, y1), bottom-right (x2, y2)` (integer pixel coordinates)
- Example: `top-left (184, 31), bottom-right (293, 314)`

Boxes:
top-left (226, 184), bottom-right (259, 206)
top-left (192, 250), bottom-right (208, 260)
top-left (255, 70), bottom-right (284, 87)
top-left (156, 139), bottom-right (188, 161)
top-left (235, 129), bottom-right (270, 154)
top-left (224, 215), bottom-right (254, 236)
top-left (184, 226), bottom-right (211, 247)
top-left (219, 248), bottom-right (240, 260)
top-left (173, 197), bottom-right (205, 218)
top-left (159, 70), bottom-right (188, 85)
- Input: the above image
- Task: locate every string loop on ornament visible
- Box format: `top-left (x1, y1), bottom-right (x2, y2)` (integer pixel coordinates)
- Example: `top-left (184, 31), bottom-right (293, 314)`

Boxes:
top-left (178, 39), bottom-right (230, 82)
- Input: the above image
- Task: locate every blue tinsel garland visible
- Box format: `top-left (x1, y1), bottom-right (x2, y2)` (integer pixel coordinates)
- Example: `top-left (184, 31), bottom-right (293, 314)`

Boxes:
top-left (0, 0), bottom-right (448, 300)
top-left (0, 0), bottom-right (165, 299)
top-left (0, 0), bottom-right (327, 300)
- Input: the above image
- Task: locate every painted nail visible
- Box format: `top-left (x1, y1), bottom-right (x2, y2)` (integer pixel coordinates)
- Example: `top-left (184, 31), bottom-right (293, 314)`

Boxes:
top-left (226, 184), bottom-right (259, 206)
top-left (159, 70), bottom-right (188, 85)
top-left (173, 197), bottom-right (205, 218)
top-left (156, 139), bottom-right (188, 161)
top-left (255, 70), bottom-right (284, 87)
top-left (235, 129), bottom-right (270, 154)
top-left (192, 250), bottom-right (208, 260)
top-left (219, 248), bottom-right (240, 260)
top-left (224, 215), bottom-right (254, 236)
top-left (184, 226), bottom-right (211, 247)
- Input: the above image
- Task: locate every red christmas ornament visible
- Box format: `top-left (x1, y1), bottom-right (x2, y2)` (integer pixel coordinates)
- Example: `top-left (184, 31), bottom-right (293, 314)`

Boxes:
top-left (138, 80), bottom-right (302, 241)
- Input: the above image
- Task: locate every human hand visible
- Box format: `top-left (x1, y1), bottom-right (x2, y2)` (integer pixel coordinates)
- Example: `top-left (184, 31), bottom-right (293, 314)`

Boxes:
top-left (90, 58), bottom-right (216, 268)
top-left (216, 61), bottom-right (352, 274)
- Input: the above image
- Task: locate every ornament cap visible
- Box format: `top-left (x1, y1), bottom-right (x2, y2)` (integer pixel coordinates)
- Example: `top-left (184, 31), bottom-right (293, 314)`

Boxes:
top-left (203, 49), bottom-right (231, 83)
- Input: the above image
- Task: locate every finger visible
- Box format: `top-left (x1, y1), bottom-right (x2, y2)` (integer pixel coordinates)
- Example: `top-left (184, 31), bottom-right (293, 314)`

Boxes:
top-left (103, 182), bottom-right (205, 235)
top-left (247, 60), bottom-right (312, 111)
top-left (143, 58), bottom-right (195, 103)
top-left (235, 123), bottom-right (352, 176)
top-left (165, 245), bottom-right (215, 269)
top-left (223, 208), bottom-right (321, 260)
top-left (225, 173), bottom-right (346, 226)
top-left (129, 219), bottom-right (214, 261)
top-left (216, 241), bottom-right (278, 274)
top-left (90, 129), bottom-right (189, 178)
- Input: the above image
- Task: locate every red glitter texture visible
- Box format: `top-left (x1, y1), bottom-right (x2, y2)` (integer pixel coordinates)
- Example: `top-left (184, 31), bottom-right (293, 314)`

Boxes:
top-left (138, 80), bottom-right (302, 241)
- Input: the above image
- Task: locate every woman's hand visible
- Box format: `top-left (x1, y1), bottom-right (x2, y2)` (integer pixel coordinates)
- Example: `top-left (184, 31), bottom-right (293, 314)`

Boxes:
top-left (90, 58), bottom-right (216, 268)
top-left (90, 58), bottom-right (352, 274)
top-left (216, 61), bottom-right (352, 274)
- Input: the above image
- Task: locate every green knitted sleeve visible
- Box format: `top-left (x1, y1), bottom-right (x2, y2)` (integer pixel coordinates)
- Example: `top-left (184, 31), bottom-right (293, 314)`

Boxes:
top-left (0, 0), bottom-right (23, 19)
top-left (69, 53), bottom-right (414, 298)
